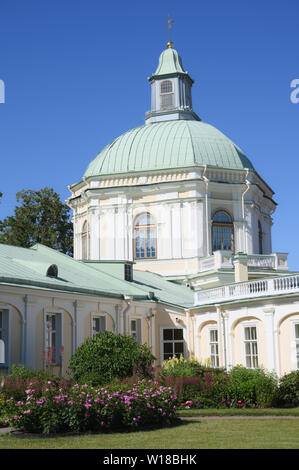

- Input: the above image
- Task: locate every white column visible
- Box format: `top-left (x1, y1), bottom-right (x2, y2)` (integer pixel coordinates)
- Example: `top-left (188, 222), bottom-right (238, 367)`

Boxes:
top-left (221, 311), bottom-right (231, 370)
top-left (263, 308), bottom-right (276, 373)
top-left (25, 298), bottom-right (38, 370)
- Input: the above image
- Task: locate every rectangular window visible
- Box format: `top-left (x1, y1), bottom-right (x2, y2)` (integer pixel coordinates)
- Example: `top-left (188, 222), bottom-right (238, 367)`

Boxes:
top-left (92, 316), bottom-right (106, 336)
top-left (130, 319), bottom-right (142, 344)
top-left (0, 311), bottom-right (4, 364)
top-left (161, 93), bottom-right (174, 109)
top-left (0, 310), bottom-right (8, 365)
top-left (209, 329), bottom-right (219, 367)
top-left (45, 313), bottom-right (61, 365)
top-left (244, 326), bottom-right (258, 368)
top-left (295, 324), bottom-right (299, 369)
top-left (162, 328), bottom-right (184, 361)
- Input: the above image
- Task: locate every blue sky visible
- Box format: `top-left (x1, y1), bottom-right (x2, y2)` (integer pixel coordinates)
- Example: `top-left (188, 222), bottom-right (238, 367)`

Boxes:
top-left (0, 0), bottom-right (298, 269)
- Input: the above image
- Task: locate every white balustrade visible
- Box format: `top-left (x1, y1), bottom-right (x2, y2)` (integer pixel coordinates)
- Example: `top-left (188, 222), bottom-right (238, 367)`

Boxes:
top-left (194, 274), bottom-right (299, 306)
top-left (198, 252), bottom-right (288, 274)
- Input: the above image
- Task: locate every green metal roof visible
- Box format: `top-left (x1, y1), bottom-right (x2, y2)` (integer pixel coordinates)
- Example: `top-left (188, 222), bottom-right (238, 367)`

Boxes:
top-left (153, 47), bottom-right (187, 76)
top-left (83, 120), bottom-right (254, 178)
top-left (0, 243), bottom-right (194, 308)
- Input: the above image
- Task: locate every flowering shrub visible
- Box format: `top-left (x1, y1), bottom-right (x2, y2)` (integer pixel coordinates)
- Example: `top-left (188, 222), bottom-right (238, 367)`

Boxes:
top-left (164, 371), bottom-right (229, 407)
top-left (160, 355), bottom-right (225, 381)
top-left (4, 379), bottom-right (179, 434)
top-left (220, 398), bottom-right (253, 408)
top-left (181, 400), bottom-right (200, 409)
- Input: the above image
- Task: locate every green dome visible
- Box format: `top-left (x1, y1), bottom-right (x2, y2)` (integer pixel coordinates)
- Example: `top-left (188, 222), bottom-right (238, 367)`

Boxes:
top-left (83, 120), bottom-right (254, 178)
top-left (153, 47), bottom-right (186, 76)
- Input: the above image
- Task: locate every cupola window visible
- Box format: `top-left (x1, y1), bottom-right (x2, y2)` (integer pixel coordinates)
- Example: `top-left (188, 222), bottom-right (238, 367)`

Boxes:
top-left (212, 210), bottom-right (234, 252)
top-left (134, 213), bottom-right (157, 259)
top-left (160, 80), bottom-right (174, 109)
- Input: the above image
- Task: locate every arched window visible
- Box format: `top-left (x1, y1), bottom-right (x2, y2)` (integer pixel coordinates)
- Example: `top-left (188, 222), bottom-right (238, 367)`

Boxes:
top-left (160, 80), bottom-right (174, 110)
top-left (82, 221), bottom-right (88, 260)
top-left (212, 210), bottom-right (234, 252)
top-left (258, 221), bottom-right (263, 255)
top-left (134, 213), bottom-right (157, 259)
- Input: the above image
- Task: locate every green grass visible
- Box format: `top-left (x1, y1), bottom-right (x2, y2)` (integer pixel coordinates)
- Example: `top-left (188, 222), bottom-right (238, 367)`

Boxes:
top-left (177, 407), bottom-right (299, 417)
top-left (0, 418), bottom-right (298, 449)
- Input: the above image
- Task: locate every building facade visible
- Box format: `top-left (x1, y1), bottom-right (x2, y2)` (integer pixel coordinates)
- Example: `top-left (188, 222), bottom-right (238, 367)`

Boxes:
top-left (1, 42), bottom-right (299, 379)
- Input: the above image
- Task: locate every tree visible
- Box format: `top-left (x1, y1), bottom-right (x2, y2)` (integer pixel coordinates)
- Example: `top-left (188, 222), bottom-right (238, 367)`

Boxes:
top-left (0, 187), bottom-right (73, 255)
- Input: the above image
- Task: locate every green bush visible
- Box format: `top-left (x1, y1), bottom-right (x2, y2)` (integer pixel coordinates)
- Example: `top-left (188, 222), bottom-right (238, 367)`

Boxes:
top-left (276, 371), bottom-right (299, 407)
top-left (68, 331), bottom-right (156, 385)
top-left (225, 366), bottom-right (278, 407)
top-left (160, 361), bottom-right (278, 408)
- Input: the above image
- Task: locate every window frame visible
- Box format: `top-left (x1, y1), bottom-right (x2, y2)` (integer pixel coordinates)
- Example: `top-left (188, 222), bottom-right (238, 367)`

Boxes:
top-left (81, 220), bottom-right (89, 260)
top-left (130, 317), bottom-right (142, 344)
top-left (160, 325), bottom-right (185, 364)
top-left (212, 209), bottom-right (234, 252)
top-left (0, 309), bottom-right (9, 368)
top-left (133, 212), bottom-right (157, 260)
top-left (44, 310), bottom-right (63, 367)
top-left (208, 326), bottom-right (220, 368)
top-left (160, 79), bottom-right (174, 110)
top-left (291, 320), bottom-right (299, 370)
top-left (91, 313), bottom-right (107, 337)
top-left (242, 323), bottom-right (259, 369)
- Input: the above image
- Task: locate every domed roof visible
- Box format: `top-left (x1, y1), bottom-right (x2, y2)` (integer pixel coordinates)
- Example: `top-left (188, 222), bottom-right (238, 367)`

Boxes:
top-left (83, 120), bottom-right (254, 178)
top-left (153, 47), bottom-right (187, 76)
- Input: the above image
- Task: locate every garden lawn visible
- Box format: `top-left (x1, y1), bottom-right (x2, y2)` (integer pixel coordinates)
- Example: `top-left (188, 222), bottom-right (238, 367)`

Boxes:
top-left (0, 418), bottom-right (298, 449)
top-left (177, 407), bottom-right (299, 417)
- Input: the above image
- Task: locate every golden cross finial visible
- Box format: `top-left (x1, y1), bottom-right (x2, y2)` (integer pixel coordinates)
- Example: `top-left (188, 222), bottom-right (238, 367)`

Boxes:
top-left (166, 15), bottom-right (174, 48)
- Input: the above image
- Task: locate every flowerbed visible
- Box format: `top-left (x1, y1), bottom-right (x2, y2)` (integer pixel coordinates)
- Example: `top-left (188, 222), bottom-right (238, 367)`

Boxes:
top-left (4, 379), bottom-right (179, 434)
top-left (180, 398), bottom-right (255, 409)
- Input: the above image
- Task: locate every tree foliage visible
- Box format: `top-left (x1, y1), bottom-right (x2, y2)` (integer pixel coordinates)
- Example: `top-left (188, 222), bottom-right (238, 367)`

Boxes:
top-left (0, 187), bottom-right (73, 255)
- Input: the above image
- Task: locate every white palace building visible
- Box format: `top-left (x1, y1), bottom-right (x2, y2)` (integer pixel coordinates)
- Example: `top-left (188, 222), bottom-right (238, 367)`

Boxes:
top-left (0, 41), bottom-right (299, 378)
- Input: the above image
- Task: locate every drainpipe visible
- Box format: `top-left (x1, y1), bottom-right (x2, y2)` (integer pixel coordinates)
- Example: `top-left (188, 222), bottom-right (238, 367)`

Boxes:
top-left (146, 308), bottom-right (155, 350)
top-left (202, 166), bottom-right (210, 256)
top-left (217, 306), bottom-right (228, 371)
top-left (122, 297), bottom-right (132, 335)
top-left (241, 169), bottom-right (251, 254)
